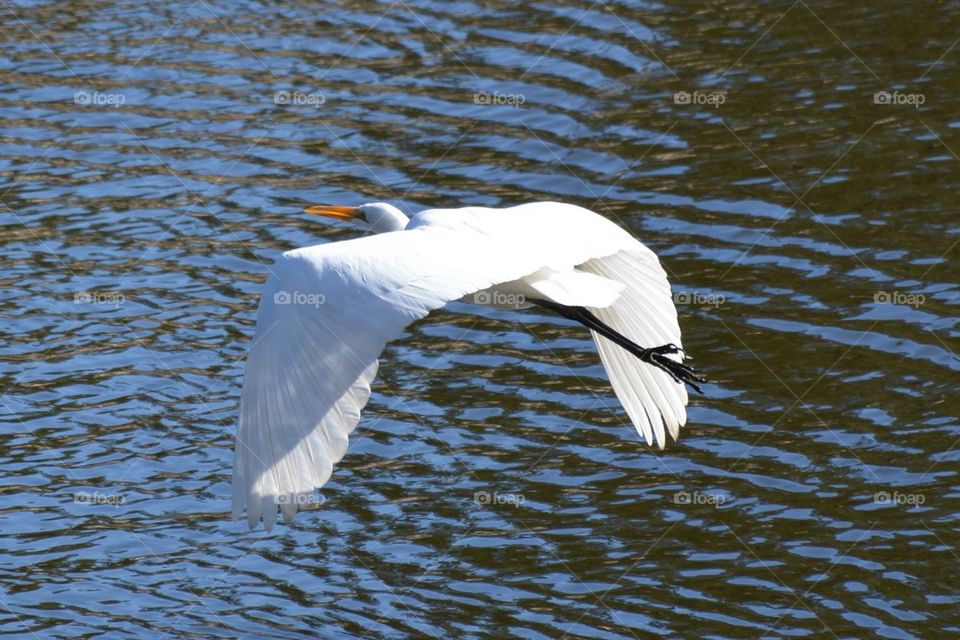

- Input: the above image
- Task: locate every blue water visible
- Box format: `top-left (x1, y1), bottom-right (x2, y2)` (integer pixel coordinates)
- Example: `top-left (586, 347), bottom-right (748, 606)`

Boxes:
top-left (1, 0), bottom-right (958, 637)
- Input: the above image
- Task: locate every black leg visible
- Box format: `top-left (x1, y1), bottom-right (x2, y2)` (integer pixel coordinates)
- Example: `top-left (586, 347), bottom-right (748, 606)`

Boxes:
top-left (529, 298), bottom-right (706, 394)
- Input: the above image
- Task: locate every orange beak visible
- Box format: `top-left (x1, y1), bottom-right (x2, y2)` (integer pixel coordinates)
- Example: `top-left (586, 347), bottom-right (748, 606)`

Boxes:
top-left (303, 204), bottom-right (358, 220)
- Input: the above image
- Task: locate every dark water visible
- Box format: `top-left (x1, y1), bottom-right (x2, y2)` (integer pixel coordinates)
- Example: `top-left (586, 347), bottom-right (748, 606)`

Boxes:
top-left (2, 1), bottom-right (959, 637)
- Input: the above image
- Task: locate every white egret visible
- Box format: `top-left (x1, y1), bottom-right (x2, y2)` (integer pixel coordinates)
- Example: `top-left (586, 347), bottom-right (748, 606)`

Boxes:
top-left (233, 201), bottom-right (704, 529)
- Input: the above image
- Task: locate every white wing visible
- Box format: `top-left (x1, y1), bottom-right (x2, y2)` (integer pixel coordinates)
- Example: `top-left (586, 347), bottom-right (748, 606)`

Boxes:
top-left (234, 203), bottom-right (635, 529)
top-left (234, 202), bottom-right (694, 528)
top-left (583, 248), bottom-right (689, 447)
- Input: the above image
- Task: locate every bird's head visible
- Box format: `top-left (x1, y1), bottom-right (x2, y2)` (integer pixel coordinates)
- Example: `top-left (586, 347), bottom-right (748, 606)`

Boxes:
top-left (303, 201), bottom-right (410, 233)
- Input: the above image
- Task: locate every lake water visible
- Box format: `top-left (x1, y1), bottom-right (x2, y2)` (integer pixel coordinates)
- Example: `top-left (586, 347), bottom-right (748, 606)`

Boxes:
top-left (1, 1), bottom-right (958, 638)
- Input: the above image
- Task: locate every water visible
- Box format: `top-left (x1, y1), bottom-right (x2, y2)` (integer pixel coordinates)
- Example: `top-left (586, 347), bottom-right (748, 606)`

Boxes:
top-left (2, 1), bottom-right (958, 637)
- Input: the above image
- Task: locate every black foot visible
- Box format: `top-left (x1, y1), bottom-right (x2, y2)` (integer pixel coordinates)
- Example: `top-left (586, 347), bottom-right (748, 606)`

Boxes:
top-left (525, 298), bottom-right (708, 395)
top-left (640, 344), bottom-right (707, 394)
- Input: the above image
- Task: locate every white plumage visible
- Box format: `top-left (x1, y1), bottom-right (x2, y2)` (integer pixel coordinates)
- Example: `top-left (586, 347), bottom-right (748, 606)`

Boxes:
top-left (233, 202), bottom-right (699, 529)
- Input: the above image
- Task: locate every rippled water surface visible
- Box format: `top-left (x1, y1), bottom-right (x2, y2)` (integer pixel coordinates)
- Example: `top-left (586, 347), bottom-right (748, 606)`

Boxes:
top-left (2, 1), bottom-right (959, 637)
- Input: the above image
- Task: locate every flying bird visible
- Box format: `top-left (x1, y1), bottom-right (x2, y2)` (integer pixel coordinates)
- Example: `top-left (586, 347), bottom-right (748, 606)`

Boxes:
top-left (234, 201), bottom-right (705, 529)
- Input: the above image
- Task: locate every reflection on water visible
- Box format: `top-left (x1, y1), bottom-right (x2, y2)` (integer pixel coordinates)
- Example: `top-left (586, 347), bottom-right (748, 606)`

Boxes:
top-left (1, 0), bottom-right (958, 637)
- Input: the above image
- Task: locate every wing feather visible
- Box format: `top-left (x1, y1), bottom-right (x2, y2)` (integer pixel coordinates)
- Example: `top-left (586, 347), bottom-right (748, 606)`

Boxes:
top-left (582, 248), bottom-right (689, 447)
top-left (234, 203), bottom-right (634, 528)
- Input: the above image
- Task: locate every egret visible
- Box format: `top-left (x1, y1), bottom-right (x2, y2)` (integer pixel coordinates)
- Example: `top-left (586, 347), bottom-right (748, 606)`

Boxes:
top-left (233, 201), bottom-right (705, 529)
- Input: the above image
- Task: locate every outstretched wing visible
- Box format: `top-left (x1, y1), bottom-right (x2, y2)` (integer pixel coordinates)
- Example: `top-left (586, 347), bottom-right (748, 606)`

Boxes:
top-left (583, 246), bottom-right (689, 448)
top-left (234, 204), bottom-right (633, 529)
